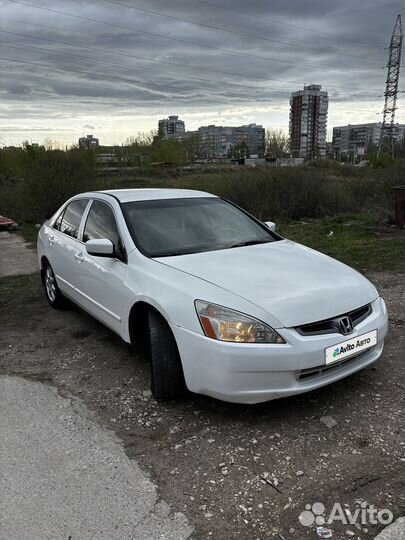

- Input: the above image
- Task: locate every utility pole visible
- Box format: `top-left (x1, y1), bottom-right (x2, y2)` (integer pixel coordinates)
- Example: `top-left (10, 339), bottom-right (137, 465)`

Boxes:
top-left (378, 15), bottom-right (403, 158)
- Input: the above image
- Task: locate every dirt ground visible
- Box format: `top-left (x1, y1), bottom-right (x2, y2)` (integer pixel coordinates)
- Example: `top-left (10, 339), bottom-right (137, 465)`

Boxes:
top-left (0, 268), bottom-right (404, 540)
top-left (0, 231), bottom-right (37, 277)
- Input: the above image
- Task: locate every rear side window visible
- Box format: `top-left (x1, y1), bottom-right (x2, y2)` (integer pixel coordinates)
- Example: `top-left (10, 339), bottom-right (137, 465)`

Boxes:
top-left (53, 209), bottom-right (65, 231)
top-left (59, 199), bottom-right (88, 239)
top-left (83, 200), bottom-right (125, 260)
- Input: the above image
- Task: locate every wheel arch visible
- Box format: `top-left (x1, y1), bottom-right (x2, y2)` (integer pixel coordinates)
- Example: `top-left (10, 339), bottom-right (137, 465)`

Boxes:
top-left (40, 255), bottom-right (50, 286)
top-left (128, 300), bottom-right (179, 357)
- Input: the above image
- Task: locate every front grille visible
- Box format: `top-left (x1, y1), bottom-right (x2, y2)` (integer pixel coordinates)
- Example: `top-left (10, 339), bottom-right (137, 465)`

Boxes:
top-left (296, 304), bottom-right (372, 337)
top-left (297, 349), bottom-right (371, 382)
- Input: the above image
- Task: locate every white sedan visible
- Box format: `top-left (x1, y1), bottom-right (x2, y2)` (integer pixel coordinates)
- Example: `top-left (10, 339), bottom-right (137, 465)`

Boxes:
top-left (37, 189), bottom-right (388, 404)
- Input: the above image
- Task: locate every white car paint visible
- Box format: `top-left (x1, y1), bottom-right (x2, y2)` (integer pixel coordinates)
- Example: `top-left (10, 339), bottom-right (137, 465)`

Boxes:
top-left (158, 241), bottom-right (379, 327)
top-left (37, 189), bottom-right (389, 404)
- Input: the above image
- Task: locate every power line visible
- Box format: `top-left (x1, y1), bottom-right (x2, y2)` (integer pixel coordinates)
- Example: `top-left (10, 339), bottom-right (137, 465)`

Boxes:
top-left (199, 0), bottom-right (385, 49)
top-left (2, 64), bottom-right (301, 109)
top-left (0, 67), bottom-right (268, 106)
top-left (5, 0), bottom-right (383, 65)
top-left (0, 28), bottom-right (376, 81)
top-left (0, 39), bottom-right (298, 94)
top-left (0, 27), bottom-right (385, 94)
top-left (2, 13), bottom-right (295, 69)
top-left (2, 69), bottom-right (257, 106)
top-left (0, 29), bottom-right (364, 91)
top-left (1, 40), bottom-right (381, 103)
top-left (0, 56), bottom-right (215, 97)
top-left (1, 15), bottom-right (380, 77)
top-left (1, 69), bottom-right (157, 100)
top-left (4, 55), bottom-right (331, 104)
top-left (103, 0), bottom-right (384, 58)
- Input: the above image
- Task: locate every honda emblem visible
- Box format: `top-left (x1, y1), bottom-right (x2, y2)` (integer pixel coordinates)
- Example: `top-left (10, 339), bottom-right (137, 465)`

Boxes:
top-left (338, 316), bottom-right (354, 335)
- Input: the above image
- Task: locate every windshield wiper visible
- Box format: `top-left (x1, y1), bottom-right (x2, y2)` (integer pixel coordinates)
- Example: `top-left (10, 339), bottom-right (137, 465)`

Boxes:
top-left (228, 239), bottom-right (271, 249)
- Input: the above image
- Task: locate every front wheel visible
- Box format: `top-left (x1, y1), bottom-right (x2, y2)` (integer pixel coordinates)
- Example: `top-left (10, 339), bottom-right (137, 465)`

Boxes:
top-left (43, 262), bottom-right (65, 309)
top-left (147, 309), bottom-right (187, 400)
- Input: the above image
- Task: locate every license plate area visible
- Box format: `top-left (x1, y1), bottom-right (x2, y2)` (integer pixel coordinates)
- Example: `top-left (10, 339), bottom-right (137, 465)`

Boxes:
top-left (325, 330), bottom-right (377, 365)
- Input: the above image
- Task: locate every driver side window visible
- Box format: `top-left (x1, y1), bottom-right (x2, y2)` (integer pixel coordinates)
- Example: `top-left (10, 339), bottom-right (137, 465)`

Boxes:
top-left (83, 200), bottom-right (125, 261)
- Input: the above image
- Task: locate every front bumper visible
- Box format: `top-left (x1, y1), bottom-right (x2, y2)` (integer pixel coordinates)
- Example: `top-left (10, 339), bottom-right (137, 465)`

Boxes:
top-left (171, 297), bottom-right (388, 404)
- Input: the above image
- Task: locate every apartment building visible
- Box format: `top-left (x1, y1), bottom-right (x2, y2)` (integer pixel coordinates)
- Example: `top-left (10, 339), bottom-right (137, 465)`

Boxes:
top-left (78, 134), bottom-right (99, 149)
top-left (195, 123), bottom-right (265, 158)
top-left (332, 122), bottom-right (405, 159)
top-left (290, 84), bottom-right (328, 159)
top-left (158, 115), bottom-right (186, 138)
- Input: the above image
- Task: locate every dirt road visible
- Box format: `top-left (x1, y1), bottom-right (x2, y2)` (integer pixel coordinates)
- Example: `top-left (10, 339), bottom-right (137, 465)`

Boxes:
top-left (0, 231), bottom-right (37, 277)
top-left (0, 266), bottom-right (404, 539)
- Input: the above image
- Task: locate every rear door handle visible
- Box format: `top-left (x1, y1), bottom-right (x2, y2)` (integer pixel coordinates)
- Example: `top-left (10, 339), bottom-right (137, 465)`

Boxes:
top-left (48, 234), bottom-right (55, 244)
top-left (75, 252), bottom-right (85, 262)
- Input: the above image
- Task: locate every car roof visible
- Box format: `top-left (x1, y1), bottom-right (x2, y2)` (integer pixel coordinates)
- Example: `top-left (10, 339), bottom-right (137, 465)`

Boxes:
top-left (82, 188), bottom-right (217, 204)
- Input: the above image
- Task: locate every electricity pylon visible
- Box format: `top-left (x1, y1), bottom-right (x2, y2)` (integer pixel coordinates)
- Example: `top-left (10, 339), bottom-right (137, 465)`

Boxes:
top-left (378, 15), bottom-right (403, 158)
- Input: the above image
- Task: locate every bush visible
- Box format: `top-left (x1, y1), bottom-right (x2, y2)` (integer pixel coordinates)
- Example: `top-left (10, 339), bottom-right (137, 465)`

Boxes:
top-left (160, 165), bottom-right (401, 222)
top-left (1, 147), bottom-right (402, 225)
top-left (0, 146), bottom-right (96, 223)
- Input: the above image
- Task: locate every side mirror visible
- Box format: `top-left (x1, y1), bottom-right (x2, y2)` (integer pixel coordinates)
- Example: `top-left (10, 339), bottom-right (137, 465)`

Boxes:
top-left (85, 238), bottom-right (114, 257)
top-left (264, 221), bottom-right (276, 232)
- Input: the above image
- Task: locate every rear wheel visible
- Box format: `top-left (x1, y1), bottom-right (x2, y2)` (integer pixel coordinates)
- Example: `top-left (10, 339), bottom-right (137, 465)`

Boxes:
top-left (147, 309), bottom-right (186, 400)
top-left (43, 262), bottom-right (65, 309)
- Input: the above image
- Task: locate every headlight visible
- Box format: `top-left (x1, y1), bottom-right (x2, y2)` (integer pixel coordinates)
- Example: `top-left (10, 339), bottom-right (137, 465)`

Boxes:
top-left (195, 301), bottom-right (285, 344)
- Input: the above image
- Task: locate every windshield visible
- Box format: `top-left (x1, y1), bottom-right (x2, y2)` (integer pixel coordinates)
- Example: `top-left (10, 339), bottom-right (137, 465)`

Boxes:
top-left (122, 197), bottom-right (278, 257)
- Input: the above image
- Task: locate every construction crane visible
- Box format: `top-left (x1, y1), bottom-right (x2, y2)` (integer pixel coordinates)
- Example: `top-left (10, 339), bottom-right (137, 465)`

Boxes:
top-left (378, 15), bottom-right (403, 158)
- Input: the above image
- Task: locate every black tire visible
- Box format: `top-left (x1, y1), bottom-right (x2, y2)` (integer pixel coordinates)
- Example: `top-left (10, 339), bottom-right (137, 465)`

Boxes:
top-left (147, 309), bottom-right (187, 400)
top-left (43, 262), bottom-right (65, 309)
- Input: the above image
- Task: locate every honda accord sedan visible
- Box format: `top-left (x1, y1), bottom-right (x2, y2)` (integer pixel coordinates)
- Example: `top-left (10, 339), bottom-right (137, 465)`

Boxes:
top-left (37, 189), bottom-right (388, 404)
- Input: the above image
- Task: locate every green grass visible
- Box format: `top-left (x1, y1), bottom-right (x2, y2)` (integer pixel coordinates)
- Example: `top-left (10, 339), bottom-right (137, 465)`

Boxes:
top-left (0, 274), bottom-right (39, 301)
top-left (278, 214), bottom-right (405, 272)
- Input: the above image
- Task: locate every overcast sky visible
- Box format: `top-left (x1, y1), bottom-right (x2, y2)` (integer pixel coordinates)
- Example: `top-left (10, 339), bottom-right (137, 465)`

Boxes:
top-left (0, 0), bottom-right (404, 146)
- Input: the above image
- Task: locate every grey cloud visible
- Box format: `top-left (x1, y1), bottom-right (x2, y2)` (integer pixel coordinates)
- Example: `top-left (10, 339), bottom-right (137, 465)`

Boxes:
top-left (0, 0), bottom-right (401, 143)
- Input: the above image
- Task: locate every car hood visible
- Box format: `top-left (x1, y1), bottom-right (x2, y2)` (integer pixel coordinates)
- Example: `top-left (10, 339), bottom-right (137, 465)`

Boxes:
top-left (157, 240), bottom-right (379, 327)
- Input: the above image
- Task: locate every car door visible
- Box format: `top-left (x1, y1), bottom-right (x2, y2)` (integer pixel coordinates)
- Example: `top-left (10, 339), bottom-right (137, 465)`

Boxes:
top-left (74, 199), bottom-right (130, 336)
top-left (46, 198), bottom-right (90, 303)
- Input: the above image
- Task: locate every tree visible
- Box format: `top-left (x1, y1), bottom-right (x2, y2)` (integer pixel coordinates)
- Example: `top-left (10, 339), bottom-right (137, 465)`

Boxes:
top-left (125, 130), bottom-right (156, 148)
top-left (43, 138), bottom-right (64, 151)
top-left (150, 138), bottom-right (186, 166)
top-left (265, 129), bottom-right (290, 157)
top-left (229, 140), bottom-right (250, 159)
top-left (182, 133), bottom-right (202, 162)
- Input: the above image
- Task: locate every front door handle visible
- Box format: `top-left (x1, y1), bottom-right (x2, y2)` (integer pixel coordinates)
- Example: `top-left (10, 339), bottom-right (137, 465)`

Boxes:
top-left (75, 252), bottom-right (85, 262)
